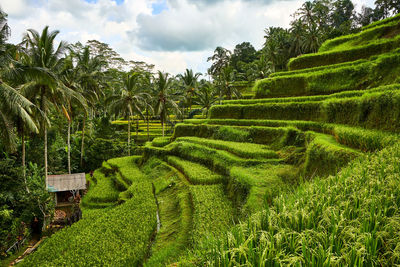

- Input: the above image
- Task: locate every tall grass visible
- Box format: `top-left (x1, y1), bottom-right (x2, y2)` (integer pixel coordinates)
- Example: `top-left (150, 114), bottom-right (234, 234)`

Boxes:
top-left (192, 142), bottom-right (400, 266)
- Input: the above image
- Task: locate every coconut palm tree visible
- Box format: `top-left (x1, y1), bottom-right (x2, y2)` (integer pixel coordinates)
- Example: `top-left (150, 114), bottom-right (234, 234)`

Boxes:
top-left (59, 55), bottom-right (87, 174)
top-left (0, 8), bottom-right (38, 178)
top-left (177, 69), bottom-right (201, 113)
top-left (68, 46), bottom-right (104, 168)
top-left (154, 71), bottom-right (180, 137)
top-left (207, 47), bottom-right (231, 78)
top-left (107, 72), bottom-right (147, 155)
top-left (19, 26), bottom-right (69, 181)
top-left (194, 82), bottom-right (218, 117)
top-left (139, 72), bottom-right (155, 141)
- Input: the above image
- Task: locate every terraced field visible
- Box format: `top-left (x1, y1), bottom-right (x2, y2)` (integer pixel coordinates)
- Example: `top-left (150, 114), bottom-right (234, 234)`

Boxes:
top-left (20, 15), bottom-right (400, 266)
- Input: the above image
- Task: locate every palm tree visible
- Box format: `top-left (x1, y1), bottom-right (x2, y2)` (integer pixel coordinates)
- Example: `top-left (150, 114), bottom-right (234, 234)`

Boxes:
top-left (107, 72), bottom-right (147, 155)
top-left (19, 26), bottom-right (68, 181)
top-left (194, 83), bottom-right (218, 117)
top-left (154, 71), bottom-right (180, 137)
top-left (59, 55), bottom-right (87, 174)
top-left (70, 46), bottom-right (105, 168)
top-left (177, 69), bottom-right (201, 113)
top-left (140, 72), bottom-right (154, 141)
top-left (296, 1), bottom-right (315, 26)
top-left (0, 8), bottom-right (10, 58)
top-left (0, 8), bottom-right (38, 180)
top-left (207, 47), bottom-right (231, 78)
top-left (290, 19), bottom-right (305, 56)
top-left (302, 24), bottom-right (321, 53)
top-left (218, 66), bottom-right (241, 100)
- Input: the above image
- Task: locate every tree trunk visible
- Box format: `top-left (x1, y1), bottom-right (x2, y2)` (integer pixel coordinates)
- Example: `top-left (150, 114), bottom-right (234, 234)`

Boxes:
top-left (22, 129), bottom-right (25, 177)
top-left (162, 120), bottom-right (164, 137)
top-left (41, 92), bottom-right (48, 186)
top-left (44, 124), bottom-right (48, 185)
top-left (146, 110), bottom-right (150, 141)
top-left (128, 115), bottom-right (131, 156)
top-left (22, 130), bottom-right (30, 193)
top-left (136, 115), bottom-right (139, 139)
top-left (80, 117), bottom-right (85, 168)
top-left (68, 119), bottom-right (71, 174)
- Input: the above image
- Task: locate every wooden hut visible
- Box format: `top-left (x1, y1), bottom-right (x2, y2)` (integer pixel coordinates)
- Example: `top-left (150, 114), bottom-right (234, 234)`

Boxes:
top-left (47, 173), bottom-right (86, 207)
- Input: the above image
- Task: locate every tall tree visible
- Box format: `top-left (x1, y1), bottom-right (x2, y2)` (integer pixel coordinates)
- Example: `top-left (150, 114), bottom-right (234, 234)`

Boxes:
top-left (207, 47), bottom-right (231, 78)
top-left (154, 71), bottom-right (180, 137)
top-left (177, 69), bottom-right (201, 113)
top-left (107, 72), bottom-right (147, 155)
top-left (71, 45), bottom-right (106, 167)
top-left (0, 8), bottom-right (38, 172)
top-left (374, 0), bottom-right (400, 19)
top-left (59, 54), bottom-right (87, 174)
top-left (19, 26), bottom-right (68, 182)
top-left (194, 82), bottom-right (218, 116)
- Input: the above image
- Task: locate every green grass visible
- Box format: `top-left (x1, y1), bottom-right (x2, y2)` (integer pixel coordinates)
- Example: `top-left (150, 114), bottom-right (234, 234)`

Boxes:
top-left (230, 164), bottom-right (293, 213)
top-left (151, 137), bottom-right (171, 147)
top-left (189, 184), bottom-right (235, 249)
top-left (319, 17), bottom-right (400, 53)
top-left (167, 156), bottom-right (225, 185)
top-left (191, 141), bottom-right (400, 266)
top-left (288, 21), bottom-right (400, 70)
top-left (173, 123), bottom-right (305, 147)
top-left (303, 132), bottom-right (361, 178)
top-left (81, 169), bottom-right (120, 207)
top-left (224, 84), bottom-right (400, 105)
top-left (255, 50), bottom-right (400, 97)
top-left (21, 160), bottom-right (157, 266)
top-left (140, 158), bottom-right (193, 267)
top-left (144, 179), bottom-right (192, 267)
top-left (182, 119), bottom-right (399, 152)
top-left (209, 89), bottom-right (400, 133)
top-left (176, 137), bottom-right (278, 159)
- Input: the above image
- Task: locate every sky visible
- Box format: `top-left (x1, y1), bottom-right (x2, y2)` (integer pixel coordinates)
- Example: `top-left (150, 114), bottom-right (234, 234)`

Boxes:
top-left (0, 0), bottom-right (375, 75)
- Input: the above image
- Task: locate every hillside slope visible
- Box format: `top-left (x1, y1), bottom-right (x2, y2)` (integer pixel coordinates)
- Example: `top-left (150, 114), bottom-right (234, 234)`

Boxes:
top-left (20, 15), bottom-right (400, 266)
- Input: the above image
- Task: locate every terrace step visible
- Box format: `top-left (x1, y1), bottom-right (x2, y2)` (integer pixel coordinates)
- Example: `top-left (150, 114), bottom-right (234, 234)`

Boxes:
top-left (222, 84), bottom-right (400, 105)
top-left (81, 170), bottom-right (121, 209)
top-left (288, 17), bottom-right (400, 70)
top-left (166, 156), bottom-right (225, 185)
top-left (207, 88), bottom-right (400, 133)
top-left (189, 184), bottom-right (235, 248)
top-left (175, 137), bottom-right (278, 160)
top-left (144, 160), bottom-right (193, 266)
top-left (181, 119), bottom-right (399, 152)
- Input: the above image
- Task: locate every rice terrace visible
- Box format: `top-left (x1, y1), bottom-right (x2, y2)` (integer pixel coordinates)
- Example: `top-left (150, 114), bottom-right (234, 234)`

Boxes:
top-left (1, 0), bottom-right (400, 266)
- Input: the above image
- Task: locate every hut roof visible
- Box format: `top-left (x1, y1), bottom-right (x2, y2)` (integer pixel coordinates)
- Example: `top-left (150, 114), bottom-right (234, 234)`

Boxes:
top-left (47, 173), bottom-right (86, 192)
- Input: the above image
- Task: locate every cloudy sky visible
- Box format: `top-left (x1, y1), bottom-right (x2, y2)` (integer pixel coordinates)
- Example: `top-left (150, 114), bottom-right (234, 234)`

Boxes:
top-left (1, 0), bottom-right (374, 75)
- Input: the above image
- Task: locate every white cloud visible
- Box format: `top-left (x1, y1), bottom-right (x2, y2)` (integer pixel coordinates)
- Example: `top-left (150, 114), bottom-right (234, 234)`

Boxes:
top-left (1, 0), bottom-right (367, 75)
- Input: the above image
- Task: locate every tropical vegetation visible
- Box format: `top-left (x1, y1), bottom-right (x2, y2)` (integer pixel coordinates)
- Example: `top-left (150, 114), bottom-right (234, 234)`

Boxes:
top-left (1, 0), bottom-right (400, 266)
